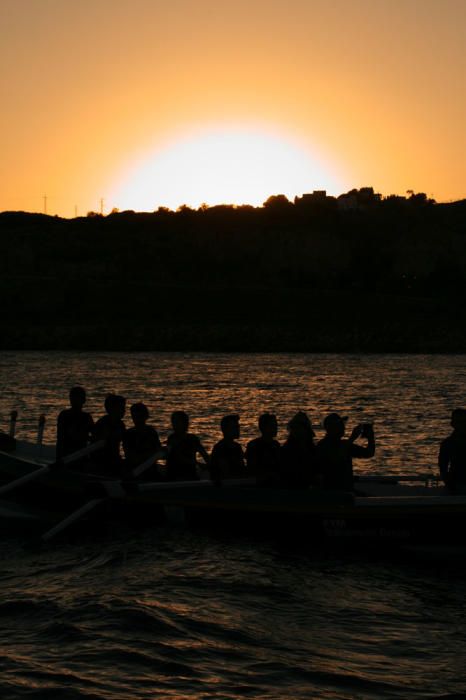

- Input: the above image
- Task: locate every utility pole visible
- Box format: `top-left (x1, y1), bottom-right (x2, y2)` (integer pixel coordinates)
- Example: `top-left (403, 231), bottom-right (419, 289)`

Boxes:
top-left (74, 205), bottom-right (78, 218)
top-left (43, 195), bottom-right (47, 215)
top-left (100, 197), bottom-right (105, 215)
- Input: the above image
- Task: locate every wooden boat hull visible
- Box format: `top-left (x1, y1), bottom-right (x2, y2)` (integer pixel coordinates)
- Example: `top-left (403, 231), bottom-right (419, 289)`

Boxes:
top-left (1, 445), bottom-right (465, 546)
top-left (127, 483), bottom-right (466, 547)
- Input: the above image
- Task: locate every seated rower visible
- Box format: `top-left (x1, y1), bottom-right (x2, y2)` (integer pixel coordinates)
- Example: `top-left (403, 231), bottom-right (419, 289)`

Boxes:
top-left (246, 413), bottom-right (281, 486)
top-left (56, 386), bottom-right (94, 463)
top-left (439, 408), bottom-right (466, 494)
top-left (210, 414), bottom-right (245, 485)
top-left (279, 411), bottom-right (317, 488)
top-left (316, 413), bottom-right (375, 492)
top-left (123, 402), bottom-right (164, 479)
top-left (166, 411), bottom-right (209, 481)
top-left (92, 393), bottom-right (127, 476)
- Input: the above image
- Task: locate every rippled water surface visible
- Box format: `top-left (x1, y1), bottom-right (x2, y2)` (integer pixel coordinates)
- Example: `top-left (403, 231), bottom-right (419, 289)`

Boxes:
top-left (1, 352), bottom-right (466, 473)
top-left (1, 352), bottom-right (466, 699)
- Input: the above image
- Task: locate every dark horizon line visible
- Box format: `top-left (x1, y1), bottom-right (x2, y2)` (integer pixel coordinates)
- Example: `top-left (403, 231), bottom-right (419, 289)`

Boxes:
top-left (2, 187), bottom-right (466, 219)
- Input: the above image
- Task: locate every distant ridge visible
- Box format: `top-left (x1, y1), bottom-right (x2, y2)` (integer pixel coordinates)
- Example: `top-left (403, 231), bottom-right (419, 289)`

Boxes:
top-left (1, 190), bottom-right (465, 352)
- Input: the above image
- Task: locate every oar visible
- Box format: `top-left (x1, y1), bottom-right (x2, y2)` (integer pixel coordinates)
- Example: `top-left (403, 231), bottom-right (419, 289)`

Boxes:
top-left (37, 414), bottom-right (46, 457)
top-left (132, 449), bottom-right (166, 478)
top-left (40, 498), bottom-right (104, 543)
top-left (9, 410), bottom-right (18, 439)
top-left (38, 448), bottom-right (166, 543)
top-left (0, 441), bottom-right (105, 496)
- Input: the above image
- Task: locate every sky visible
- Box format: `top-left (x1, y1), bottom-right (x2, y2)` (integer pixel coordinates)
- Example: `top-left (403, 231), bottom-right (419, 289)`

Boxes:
top-left (1, 0), bottom-right (465, 216)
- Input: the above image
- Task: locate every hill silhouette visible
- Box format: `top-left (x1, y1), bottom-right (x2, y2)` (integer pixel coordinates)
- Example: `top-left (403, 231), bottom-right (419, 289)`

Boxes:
top-left (1, 188), bottom-right (465, 351)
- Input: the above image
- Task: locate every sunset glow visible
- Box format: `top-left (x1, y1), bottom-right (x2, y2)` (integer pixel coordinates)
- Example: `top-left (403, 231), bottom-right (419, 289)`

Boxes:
top-left (0, 0), bottom-right (465, 216)
top-left (110, 127), bottom-right (342, 211)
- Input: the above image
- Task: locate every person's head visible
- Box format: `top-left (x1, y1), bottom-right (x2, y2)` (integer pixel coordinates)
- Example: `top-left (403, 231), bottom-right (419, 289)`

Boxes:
top-left (171, 410), bottom-right (189, 434)
top-left (69, 386), bottom-right (86, 410)
top-left (323, 412), bottom-right (347, 439)
top-left (258, 413), bottom-right (278, 439)
top-left (104, 393), bottom-right (126, 419)
top-left (287, 411), bottom-right (314, 441)
top-left (221, 414), bottom-right (240, 440)
top-left (451, 408), bottom-right (466, 433)
top-left (130, 402), bottom-right (149, 427)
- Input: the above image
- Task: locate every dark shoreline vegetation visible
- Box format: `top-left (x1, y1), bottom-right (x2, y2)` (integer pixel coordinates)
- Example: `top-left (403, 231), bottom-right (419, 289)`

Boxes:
top-left (1, 188), bottom-right (466, 352)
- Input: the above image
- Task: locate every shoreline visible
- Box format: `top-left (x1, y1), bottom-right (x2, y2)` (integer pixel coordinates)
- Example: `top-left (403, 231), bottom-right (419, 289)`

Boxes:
top-left (2, 324), bottom-right (465, 353)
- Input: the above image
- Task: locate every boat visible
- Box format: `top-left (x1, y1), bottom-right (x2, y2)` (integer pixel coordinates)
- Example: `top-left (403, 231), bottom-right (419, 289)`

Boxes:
top-left (1, 440), bottom-right (465, 547)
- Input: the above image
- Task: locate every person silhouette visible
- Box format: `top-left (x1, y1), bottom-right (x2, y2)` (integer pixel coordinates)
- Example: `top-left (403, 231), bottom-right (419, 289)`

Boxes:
top-left (92, 393), bottom-right (126, 476)
top-left (210, 414), bottom-right (245, 485)
top-left (123, 402), bottom-right (163, 478)
top-left (165, 411), bottom-right (209, 481)
top-left (246, 413), bottom-right (281, 486)
top-left (56, 386), bottom-right (94, 462)
top-left (279, 411), bottom-right (316, 488)
top-left (316, 413), bottom-right (375, 491)
top-left (439, 408), bottom-right (466, 493)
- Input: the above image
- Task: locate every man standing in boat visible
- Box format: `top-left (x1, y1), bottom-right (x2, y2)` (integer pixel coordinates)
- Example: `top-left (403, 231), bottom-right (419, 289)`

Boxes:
top-left (316, 414), bottom-right (375, 491)
top-left (439, 408), bottom-right (466, 493)
top-left (56, 386), bottom-right (94, 463)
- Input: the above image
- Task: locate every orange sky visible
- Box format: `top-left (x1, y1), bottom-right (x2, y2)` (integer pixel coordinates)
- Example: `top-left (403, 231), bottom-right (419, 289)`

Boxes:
top-left (1, 0), bottom-right (465, 216)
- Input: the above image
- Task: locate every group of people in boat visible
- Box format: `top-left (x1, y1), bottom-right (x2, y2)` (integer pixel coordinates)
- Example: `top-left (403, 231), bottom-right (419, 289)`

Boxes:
top-left (55, 386), bottom-right (466, 493)
top-left (56, 385), bottom-right (377, 491)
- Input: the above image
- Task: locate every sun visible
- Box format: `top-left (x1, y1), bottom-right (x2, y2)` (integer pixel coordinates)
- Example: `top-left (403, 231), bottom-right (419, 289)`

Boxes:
top-left (109, 125), bottom-right (342, 211)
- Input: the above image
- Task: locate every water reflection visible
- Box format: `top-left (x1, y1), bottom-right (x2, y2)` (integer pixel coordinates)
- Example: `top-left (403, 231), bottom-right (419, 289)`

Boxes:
top-left (0, 352), bottom-right (465, 475)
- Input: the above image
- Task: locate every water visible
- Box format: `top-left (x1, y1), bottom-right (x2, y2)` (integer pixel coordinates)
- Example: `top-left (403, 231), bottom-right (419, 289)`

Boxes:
top-left (1, 352), bottom-right (466, 699)
top-left (1, 352), bottom-right (465, 473)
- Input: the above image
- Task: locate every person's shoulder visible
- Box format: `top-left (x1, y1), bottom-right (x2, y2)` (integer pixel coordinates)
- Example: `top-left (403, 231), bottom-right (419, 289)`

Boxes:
top-left (186, 432), bottom-right (201, 444)
top-left (57, 408), bottom-right (71, 421)
top-left (246, 437), bottom-right (261, 450)
top-left (94, 415), bottom-right (107, 427)
top-left (147, 425), bottom-right (161, 445)
top-left (92, 415), bottom-right (107, 436)
top-left (122, 426), bottom-right (135, 444)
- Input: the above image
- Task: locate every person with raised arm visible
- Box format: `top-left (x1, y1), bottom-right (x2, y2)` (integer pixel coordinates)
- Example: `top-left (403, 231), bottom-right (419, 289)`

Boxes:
top-left (279, 411), bottom-right (317, 488)
top-left (246, 413), bottom-right (281, 486)
top-left (316, 413), bottom-right (375, 492)
top-left (56, 386), bottom-right (94, 463)
top-left (209, 414), bottom-right (245, 485)
top-left (165, 411), bottom-right (209, 481)
top-left (439, 408), bottom-right (466, 494)
top-left (92, 393), bottom-right (127, 476)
